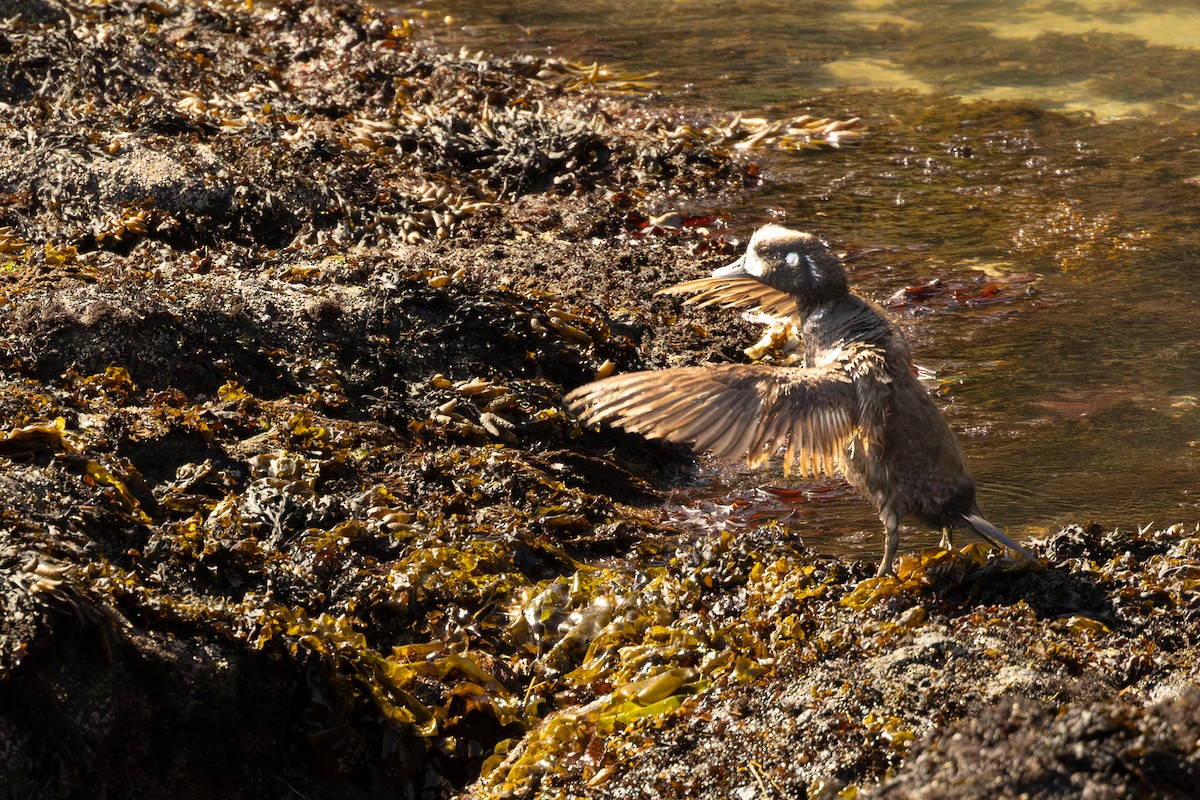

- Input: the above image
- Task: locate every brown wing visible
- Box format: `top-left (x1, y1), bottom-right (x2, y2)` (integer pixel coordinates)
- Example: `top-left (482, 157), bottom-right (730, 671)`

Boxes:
top-left (656, 277), bottom-right (800, 319)
top-left (565, 364), bottom-right (858, 478)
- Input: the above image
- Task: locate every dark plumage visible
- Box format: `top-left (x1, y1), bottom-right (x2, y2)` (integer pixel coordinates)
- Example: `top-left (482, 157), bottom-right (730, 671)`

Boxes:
top-left (565, 224), bottom-right (1032, 576)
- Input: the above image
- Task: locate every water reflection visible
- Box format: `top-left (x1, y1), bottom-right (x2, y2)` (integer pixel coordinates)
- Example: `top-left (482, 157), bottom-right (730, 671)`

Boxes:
top-left (408, 0), bottom-right (1200, 118)
top-left (398, 0), bottom-right (1200, 556)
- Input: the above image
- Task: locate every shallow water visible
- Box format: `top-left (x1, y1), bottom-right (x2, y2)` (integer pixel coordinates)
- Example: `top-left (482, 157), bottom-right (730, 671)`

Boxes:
top-left (400, 0), bottom-right (1200, 558)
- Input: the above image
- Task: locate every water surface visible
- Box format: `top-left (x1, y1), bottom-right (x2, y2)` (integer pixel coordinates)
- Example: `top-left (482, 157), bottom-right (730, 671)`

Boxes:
top-left (399, 0), bottom-right (1200, 558)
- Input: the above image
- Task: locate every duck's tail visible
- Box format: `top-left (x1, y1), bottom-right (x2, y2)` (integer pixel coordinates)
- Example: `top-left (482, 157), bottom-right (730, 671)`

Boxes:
top-left (961, 511), bottom-right (1035, 562)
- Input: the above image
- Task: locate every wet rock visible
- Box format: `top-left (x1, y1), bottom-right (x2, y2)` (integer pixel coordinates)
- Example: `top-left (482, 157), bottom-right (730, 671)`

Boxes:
top-left (877, 690), bottom-right (1200, 799)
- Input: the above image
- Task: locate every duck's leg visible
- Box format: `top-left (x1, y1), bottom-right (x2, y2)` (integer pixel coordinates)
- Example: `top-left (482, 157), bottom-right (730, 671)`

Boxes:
top-left (876, 513), bottom-right (901, 577)
top-left (939, 526), bottom-right (954, 551)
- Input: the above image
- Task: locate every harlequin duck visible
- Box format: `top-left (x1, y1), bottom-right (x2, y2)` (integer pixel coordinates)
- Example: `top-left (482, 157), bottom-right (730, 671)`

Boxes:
top-left (566, 224), bottom-right (1032, 576)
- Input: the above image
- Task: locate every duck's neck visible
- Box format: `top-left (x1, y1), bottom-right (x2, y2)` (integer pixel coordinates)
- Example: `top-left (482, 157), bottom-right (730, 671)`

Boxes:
top-left (800, 294), bottom-right (891, 354)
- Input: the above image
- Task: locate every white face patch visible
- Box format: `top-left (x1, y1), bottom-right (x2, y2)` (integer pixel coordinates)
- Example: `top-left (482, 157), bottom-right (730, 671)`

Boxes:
top-left (785, 251), bottom-right (801, 268)
top-left (744, 250), bottom-right (766, 277)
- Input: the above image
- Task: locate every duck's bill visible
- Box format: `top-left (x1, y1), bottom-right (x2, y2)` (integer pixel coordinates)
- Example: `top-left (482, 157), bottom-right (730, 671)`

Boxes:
top-left (711, 254), bottom-right (748, 279)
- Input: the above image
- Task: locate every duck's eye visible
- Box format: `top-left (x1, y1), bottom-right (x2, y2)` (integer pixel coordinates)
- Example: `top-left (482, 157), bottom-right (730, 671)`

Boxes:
top-left (785, 252), bottom-right (801, 268)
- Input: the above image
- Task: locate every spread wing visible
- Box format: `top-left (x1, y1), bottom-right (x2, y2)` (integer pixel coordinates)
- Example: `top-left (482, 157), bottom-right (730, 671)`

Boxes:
top-left (657, 277), bottom-right (800, 319)
top-left (565, 363), bottom-right (860, 478)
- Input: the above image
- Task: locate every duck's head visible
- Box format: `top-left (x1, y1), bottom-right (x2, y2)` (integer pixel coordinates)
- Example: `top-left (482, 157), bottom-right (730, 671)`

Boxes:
top-left (714, 225), bottom-right (848, 308)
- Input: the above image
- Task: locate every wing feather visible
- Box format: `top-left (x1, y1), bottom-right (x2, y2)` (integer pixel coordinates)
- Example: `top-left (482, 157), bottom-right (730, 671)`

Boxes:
top-left (700, 392), bottom-right (763, 459)
top-left (671, 404), bottom-right (735, 445)
top-left (657, 277), bottom-right (800, 319)
top-left (566, 363), bottom-right (869, 474)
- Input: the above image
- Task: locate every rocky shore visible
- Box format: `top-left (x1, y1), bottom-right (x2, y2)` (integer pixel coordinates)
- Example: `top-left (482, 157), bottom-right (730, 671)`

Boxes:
top-left (1, 1), bottom-right (1197, 798)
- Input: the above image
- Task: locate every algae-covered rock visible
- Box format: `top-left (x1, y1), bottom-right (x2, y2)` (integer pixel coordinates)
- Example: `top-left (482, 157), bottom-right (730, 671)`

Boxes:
top-left (1, 0), bottom-right (1197, 799)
